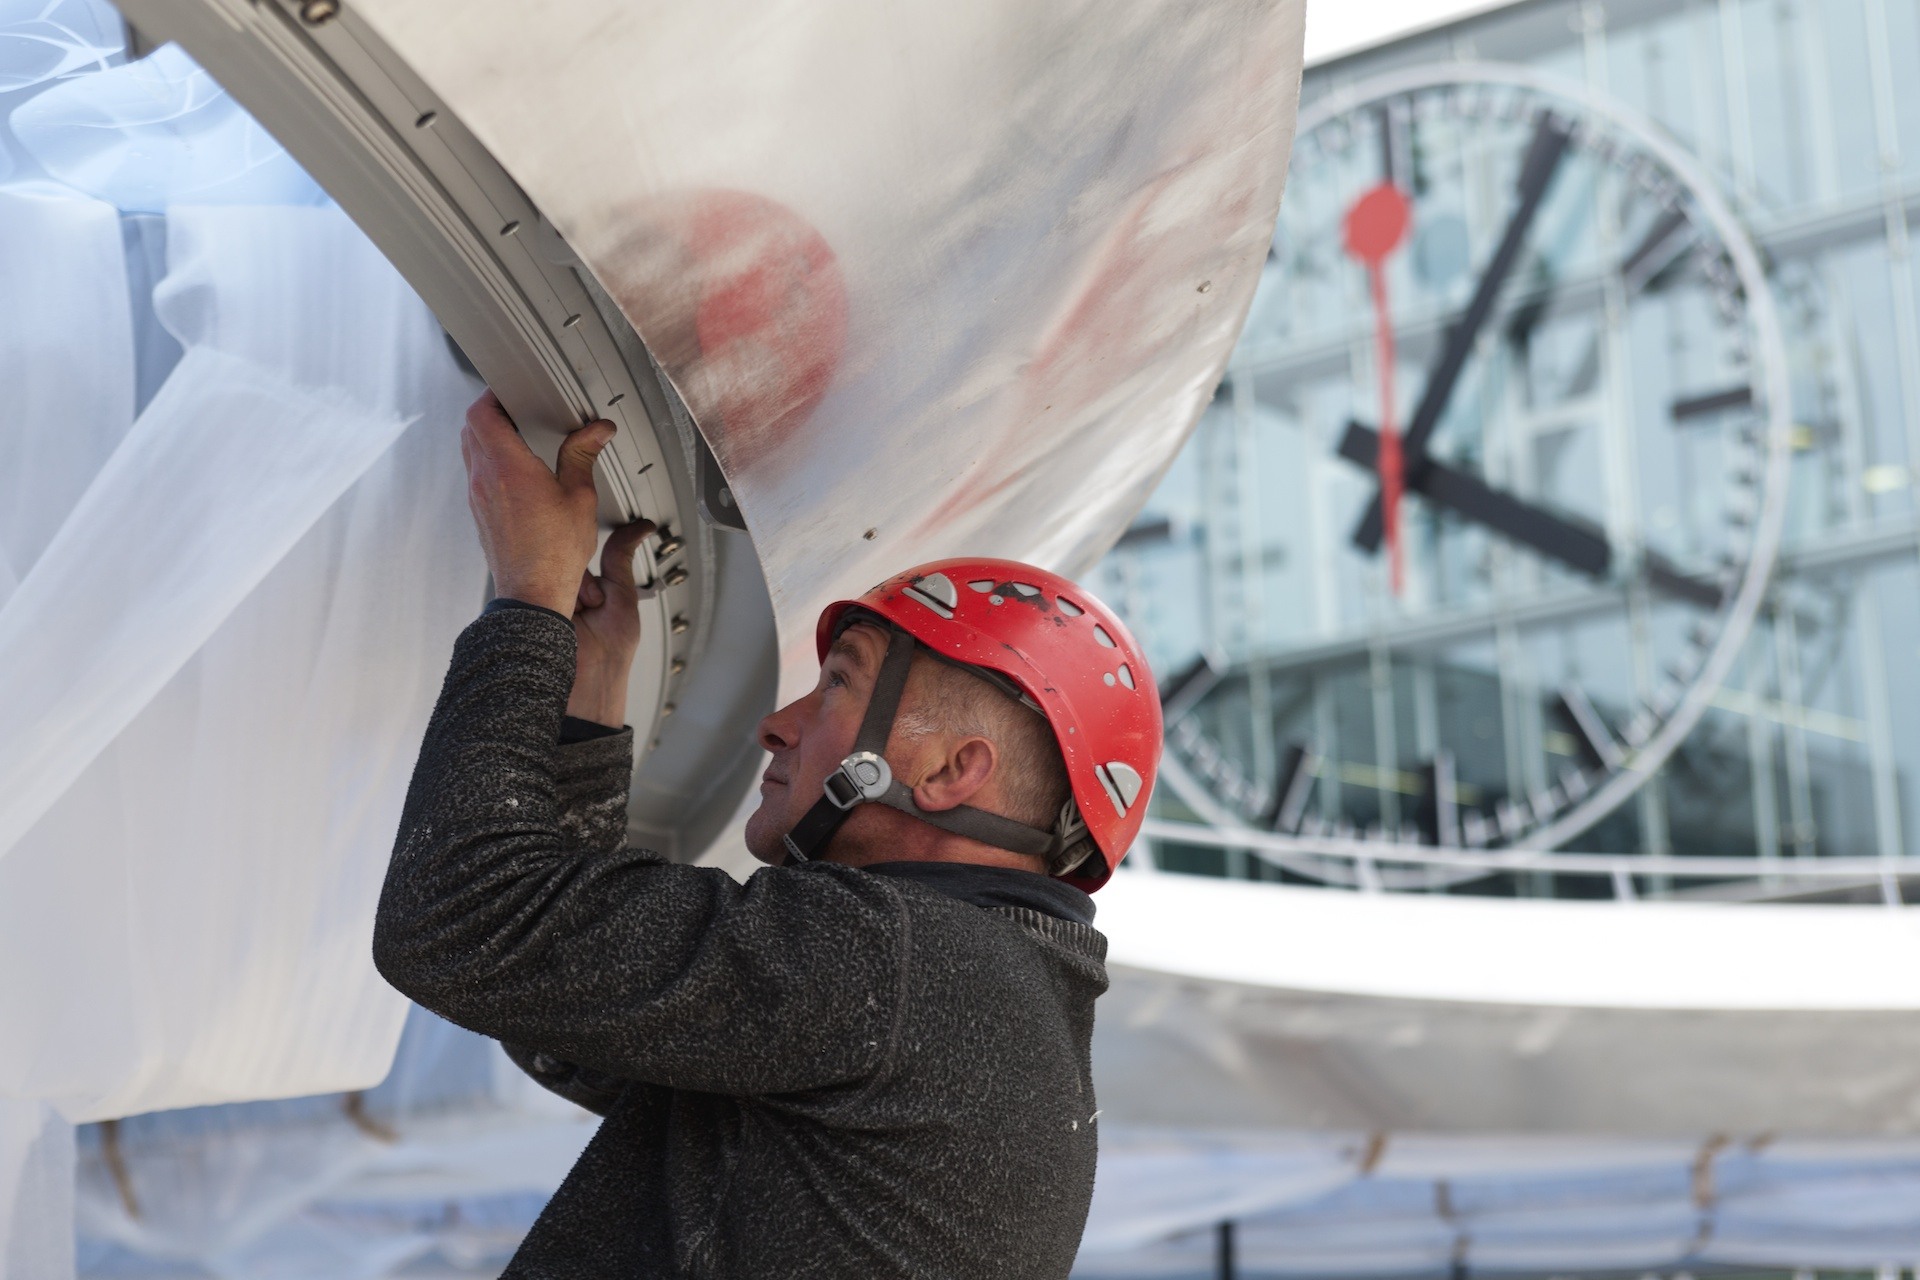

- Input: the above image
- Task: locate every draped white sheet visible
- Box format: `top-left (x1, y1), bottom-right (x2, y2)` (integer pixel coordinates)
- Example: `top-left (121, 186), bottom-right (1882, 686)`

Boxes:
top-left (1073, 1128), bottom-right (1920, 1276)
top-left (73, 1008), bottom-right (596, 1278)
top-left (0, 194), bottom-right (486, 1123)
top-left (0, 184), bottom-right (131, 601)
top-left (0, 1099), bottom-right (75, 1279)
top-left (12, 43), bottom-right (324, 209)
top-left (66, 1070), bottom-right (1920, 1278)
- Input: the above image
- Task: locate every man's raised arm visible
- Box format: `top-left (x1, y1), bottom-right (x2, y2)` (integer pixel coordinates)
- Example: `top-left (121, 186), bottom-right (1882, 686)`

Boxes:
top-left (371, 394), bottom-right (901, 1097)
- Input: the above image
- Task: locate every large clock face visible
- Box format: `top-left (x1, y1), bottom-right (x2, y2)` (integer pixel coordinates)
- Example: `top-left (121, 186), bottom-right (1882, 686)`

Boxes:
top-left (1189, 65), bottom-right (1791, 856)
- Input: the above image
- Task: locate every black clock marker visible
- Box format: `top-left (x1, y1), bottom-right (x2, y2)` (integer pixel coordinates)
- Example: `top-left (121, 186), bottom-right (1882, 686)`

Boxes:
top-left (1554, 686), bottom-right (1623, 772)
top-left (1620, 207), bottom-right (1694, 294)
top-left (1670, 385), bottom-right (1753, 422)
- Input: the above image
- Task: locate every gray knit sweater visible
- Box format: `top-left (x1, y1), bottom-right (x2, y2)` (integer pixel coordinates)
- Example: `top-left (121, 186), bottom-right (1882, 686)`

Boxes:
top-left (374, 607), bottom-right (1110, 1278)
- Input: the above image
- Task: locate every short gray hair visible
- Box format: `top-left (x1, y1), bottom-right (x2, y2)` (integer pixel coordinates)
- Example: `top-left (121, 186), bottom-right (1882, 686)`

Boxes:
top-left (894, 653), bottom-right (1088, 874)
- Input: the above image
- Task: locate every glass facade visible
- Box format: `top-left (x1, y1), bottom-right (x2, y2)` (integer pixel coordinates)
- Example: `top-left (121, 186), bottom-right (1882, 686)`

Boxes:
top-left (1090, 0), bottom-right (1920, 887)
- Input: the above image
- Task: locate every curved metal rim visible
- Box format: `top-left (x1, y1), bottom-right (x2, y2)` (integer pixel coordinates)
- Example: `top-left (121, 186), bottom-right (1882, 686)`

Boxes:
top-left (113, 0), bottom-right (780, 844)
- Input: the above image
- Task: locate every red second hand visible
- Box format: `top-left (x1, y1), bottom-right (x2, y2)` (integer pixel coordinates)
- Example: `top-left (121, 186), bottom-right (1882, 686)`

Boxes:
top-left (1342, 183), bottom-right (1413, 596)
top-left (1370, 261), bottom-right (1404, 596)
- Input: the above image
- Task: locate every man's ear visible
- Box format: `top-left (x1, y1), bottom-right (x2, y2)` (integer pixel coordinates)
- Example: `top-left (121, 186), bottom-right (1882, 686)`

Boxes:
top-left (911, 736), bottom-right (997, 813)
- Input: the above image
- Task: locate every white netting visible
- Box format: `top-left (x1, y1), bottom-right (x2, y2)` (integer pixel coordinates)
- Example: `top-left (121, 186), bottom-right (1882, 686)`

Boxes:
top-left (73, 1007), bottom-right (595, 1279)
top-left (0, 15), bottom-right (491, 1274)
top-left (0, 190), bottom-right (487, 1121)
top-left (1, 1100), bottom-right (76, 1280)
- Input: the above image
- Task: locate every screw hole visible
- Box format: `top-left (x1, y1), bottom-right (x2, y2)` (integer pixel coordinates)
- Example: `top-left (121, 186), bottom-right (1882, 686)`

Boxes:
top-left (499, 220), bottom-right (521, 237)
top-left (414, 110), bottom-right (437, 129)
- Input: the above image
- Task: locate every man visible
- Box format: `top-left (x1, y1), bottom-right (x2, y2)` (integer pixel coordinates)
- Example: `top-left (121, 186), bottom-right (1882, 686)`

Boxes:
top-left (374, 392), bottom-right (1161, 1278)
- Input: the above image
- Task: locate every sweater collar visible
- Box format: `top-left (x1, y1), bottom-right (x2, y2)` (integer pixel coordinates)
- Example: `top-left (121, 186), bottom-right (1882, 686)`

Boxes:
top-left (861, 861), bottom-right (1095, 926)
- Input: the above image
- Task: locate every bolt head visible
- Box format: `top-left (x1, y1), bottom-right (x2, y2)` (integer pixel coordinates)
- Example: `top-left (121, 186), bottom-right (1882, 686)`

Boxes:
top-left (298, 0), bottom-right (338, 24)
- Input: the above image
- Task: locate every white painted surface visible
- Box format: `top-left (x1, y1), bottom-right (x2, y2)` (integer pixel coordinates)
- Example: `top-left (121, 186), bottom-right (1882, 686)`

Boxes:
top-left (1095, 872), bottom-right (1920, 1134)
top-left (1099, 868), bottom-right (1920, 1010)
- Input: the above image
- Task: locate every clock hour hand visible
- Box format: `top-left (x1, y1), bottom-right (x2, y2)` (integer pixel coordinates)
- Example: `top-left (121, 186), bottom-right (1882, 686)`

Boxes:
top-left (1338, 422), bottom-right (1722, 608)
top-left (1353, 112), bottom-right (1574, 553)
top-left (1342, 421), bottom-right (1608, 574)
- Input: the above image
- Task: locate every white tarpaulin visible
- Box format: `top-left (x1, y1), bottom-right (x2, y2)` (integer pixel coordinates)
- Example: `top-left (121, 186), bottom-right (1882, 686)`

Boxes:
top-left (1075, 1127), bottom-right (1920, 1276)
top-left (1, 1100), bottom-right (75, 1279)
top-left (0, 191), bottom-right (486, 1121)
top-left (73, 1008), bottom-right (598, 1278)
top-left (347, 0), bottom-right (1307, 695)
top-left (0, 47), bottom-right (490, 1141)
top-left (68, 1035), bottom-right (1920, 1277)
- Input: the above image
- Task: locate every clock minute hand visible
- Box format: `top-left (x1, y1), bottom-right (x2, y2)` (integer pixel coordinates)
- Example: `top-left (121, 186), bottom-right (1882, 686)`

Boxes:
top-left (1338, 422), bottom-right (1723, 609)
top-left (1353, 112), bottom-right (1574, 554)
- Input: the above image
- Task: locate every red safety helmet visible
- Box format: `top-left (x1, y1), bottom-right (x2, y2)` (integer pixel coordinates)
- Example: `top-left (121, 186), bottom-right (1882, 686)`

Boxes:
top-left (807, 558), bottom-right (1161, 892)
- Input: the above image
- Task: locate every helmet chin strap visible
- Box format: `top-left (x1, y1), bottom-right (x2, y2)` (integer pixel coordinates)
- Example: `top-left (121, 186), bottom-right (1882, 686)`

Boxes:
top-left (782, 626), bottom-right (1061, 865)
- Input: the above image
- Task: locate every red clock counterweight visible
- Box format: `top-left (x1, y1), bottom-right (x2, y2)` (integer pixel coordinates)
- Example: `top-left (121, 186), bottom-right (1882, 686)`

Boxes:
top-left (1342, 182), bottom-right (1413, 595)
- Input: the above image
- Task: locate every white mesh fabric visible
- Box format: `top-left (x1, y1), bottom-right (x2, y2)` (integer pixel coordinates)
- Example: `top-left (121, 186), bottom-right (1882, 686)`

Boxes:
top-left (0, 184), bottom-right (133, 606)
top-left (0, 1099), bottom-right (76, 1280)
top-left (0, 198), bottom-right (486, 1118)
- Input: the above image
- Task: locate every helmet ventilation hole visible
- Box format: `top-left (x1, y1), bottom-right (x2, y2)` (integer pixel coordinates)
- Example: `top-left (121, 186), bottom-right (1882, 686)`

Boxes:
top-left (969, 579), bottom-right (995, 592)
top-left (1010, 582), bottom-right (1040, 596)
top-left (1092, 624), bottom-right (1116, 648)
top-left (903, 584), bottom-right (955, 618)
top-left (1103, 672), bottom-right (1116, 686)
top-left (1096, 762), bottom-right (1144, 814)
top-left (1118, 663), bottom-right (1135, 690)
top-left (1057, 597), bottom-right (1085, 617)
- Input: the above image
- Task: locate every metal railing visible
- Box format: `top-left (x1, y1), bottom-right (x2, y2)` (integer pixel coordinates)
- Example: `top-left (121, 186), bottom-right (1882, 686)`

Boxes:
top-left (1140, 818), bottom-right (1920, 905)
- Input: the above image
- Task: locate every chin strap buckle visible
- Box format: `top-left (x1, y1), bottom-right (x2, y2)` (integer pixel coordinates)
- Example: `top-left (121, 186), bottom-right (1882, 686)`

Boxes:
top-left (823, 751), bottom-right (894, 810)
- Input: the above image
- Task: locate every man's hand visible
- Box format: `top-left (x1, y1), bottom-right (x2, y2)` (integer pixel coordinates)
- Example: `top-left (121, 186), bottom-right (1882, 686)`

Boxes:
top-left (461, 390), bottom-right (614, 616)
top-left (567, 518), bottom-right (656, 726)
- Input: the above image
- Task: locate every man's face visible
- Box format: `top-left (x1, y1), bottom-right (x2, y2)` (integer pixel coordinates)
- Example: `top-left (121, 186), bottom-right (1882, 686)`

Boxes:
top-left (743, 621), bottom-right (890, 863)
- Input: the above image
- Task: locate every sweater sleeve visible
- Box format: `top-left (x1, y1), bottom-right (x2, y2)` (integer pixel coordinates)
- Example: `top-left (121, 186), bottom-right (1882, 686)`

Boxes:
top-left (374, 608), bottom-right (903, 1096)
top-left (501, 1039), bottom-right (630, 1116)
top-left (553, 729), bottom-right (634, 855)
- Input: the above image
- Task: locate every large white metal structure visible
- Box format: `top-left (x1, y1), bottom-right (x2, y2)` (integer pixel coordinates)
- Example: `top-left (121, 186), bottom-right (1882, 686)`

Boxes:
top-left (1095, 867), bottom-right (1920, 1135)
